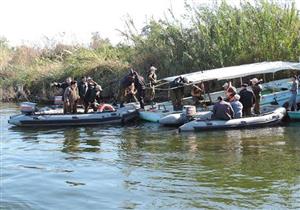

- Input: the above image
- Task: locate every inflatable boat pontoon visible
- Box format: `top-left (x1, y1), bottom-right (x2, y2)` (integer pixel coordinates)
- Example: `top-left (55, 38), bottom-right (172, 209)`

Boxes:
top-left (8, 103), bottom-right (138, 127)
top-left (179, 107), bottom-right (286, 132)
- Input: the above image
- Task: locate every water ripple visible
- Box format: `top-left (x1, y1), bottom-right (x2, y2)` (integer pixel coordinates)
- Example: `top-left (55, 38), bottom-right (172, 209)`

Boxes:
top-left (1, 104), bottom-right (300, 209)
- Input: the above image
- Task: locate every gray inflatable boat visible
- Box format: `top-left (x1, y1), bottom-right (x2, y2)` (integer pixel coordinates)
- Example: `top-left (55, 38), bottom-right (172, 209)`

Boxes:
top-left (179, 107), bottom-right (286, 132)
top-left (8, 102), bottom-right (138, 127)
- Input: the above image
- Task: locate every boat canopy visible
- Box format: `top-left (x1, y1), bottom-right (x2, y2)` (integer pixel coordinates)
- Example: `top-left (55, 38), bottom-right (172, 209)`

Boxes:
top-left (163, 61), bottom-right (300, 83)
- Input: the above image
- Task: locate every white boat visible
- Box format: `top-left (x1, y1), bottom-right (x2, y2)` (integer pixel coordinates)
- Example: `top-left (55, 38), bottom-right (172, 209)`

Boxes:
top-left (159, 109), bottom-right (212, 126)
top-left (140, 61), bottom-right (300, 123)
top-left (8, 102), bottom-right (139, 127)
top-left (179, 107), bottom-right (286, 132)
top-left (139, 101), bottom-right (174, 123)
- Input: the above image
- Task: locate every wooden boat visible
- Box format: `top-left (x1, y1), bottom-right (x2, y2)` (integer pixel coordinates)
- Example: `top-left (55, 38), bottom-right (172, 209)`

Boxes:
top-left (179, 107), bottom-right (286, 132)
top-left (8, 102), bottom-right (138, 127)
top-left (140, 61), bottom-right (300, 123)
top-left (287, 110), bottom-right (300, 120)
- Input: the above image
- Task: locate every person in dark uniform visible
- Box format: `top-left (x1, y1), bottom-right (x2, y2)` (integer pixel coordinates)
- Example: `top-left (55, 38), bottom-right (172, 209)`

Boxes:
top-left (133, 71), bottom-right (146, 109)
top-left (51, 77), bottom-right (72, 99)
top-left (212, 96), bottom-right (234, 120)
top-left (170, 76), bottom-right (189, 111)
top-left (239, 83), bottom-right (256, 117)
top-left (83, 77), bottom-right (102, 113)
top-left (77, 76), bottom-right (88, 105)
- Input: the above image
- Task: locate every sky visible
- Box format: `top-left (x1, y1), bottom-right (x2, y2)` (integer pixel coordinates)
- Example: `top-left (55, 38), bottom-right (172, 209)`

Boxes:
top-left (0, 0), bottom-right (299, 47)
top-left (0, 0), bottom-right (187, 46)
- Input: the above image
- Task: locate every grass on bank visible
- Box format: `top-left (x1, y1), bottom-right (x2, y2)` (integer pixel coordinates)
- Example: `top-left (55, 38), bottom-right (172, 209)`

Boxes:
top-left (0, 0), bottom-right (299, 102)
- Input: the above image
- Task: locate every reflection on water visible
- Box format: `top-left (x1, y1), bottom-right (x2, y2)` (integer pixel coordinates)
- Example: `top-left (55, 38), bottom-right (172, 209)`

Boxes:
top-left (62, 128), bottom-right (81, 153)
top-left (1, 104), bottom-right (300, 209)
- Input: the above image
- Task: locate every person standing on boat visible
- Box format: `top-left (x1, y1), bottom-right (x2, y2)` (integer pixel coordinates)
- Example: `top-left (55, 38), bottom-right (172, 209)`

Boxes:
top-left (147, 66), bottom-right (158, 101)
top-left (51, 77), bottom-right (72, 98)
top-left (63, 80), bottom-right (79, 114)
top-left (250, 78), bottom-right (263, 114)
top-left (289, 75), bottom-right (299, 111)
top-left (77, 76), bottom-right (88, 105)
top-left (229, 94), bottom-right (243, 118)
top-left (118, 69), bottom-right (135, 108)
top-left (212, 96), bottom-right (235, 120)
top-left (191, 82), bottom-right (205, 106)
top-left (133, 71), bottom-right (146, 109)
top-left (83, 77), bottom-right (102, 113)
top-left (239, 83), bottom-right (256, 117)
top-left (170, 76), bottom-right (189, 111)
top-left (125, 82), bottom-right (138, 103)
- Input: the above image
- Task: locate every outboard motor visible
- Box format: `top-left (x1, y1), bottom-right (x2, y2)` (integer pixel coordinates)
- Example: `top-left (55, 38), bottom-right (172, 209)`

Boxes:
top-left (20, 102), bottom-right (36, 115)
top-left (54, 96), bottom-right (63, 106)
top-left (183, 105), bottom-right (196, 121)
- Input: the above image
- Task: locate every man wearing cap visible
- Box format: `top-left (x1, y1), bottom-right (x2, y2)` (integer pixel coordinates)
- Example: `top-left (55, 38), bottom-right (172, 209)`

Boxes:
top-left (63, 80), bottom-right (79, 114)
top-left (250, 78), bottom-right (263, 114)
top-left (239, 83), bottom-right (256, 117)
top-left (289, 75), bottom-right (299, 111)
top-left (147, 65), bottom-right (158, 101)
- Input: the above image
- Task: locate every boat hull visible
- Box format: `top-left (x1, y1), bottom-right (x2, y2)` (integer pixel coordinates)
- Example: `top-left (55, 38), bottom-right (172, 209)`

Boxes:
top-left (8, 107), bottom-right (138, 127)
top-left (141, 87), bottom-right (300, 124)
top-left (287, 111), bottom-right (300, 120)
top-left (179, 107), bottom-right (286, 132)
top-left (139, 102), bottom-right (174, 122)
top-left (159, 111), bottom-right (212, 126)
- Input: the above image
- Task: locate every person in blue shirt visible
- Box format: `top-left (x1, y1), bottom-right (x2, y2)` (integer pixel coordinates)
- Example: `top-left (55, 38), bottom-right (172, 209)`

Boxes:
top-left (289, 75), bottom-right (299, 111)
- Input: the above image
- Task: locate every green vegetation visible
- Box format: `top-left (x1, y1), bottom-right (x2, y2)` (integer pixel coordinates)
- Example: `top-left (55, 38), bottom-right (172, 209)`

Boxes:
top-left (1, 0), bottom-right (299, 102)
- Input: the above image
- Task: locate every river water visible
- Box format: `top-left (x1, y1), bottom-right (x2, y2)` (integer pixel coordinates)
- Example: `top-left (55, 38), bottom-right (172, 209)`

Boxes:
top-left (1, 103), bottom-right (300, 209)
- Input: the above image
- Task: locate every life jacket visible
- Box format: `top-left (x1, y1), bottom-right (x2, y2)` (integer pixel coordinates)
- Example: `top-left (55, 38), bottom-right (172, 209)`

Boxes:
top-left (97, 104), bottom-right (115, 112)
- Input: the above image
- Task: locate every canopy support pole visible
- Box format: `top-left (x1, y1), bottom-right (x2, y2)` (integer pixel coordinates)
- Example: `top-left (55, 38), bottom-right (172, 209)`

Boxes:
top-left (239, 77), bottom-right (243, 86)
top-left (272, 73), bottom-right (275, 93)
